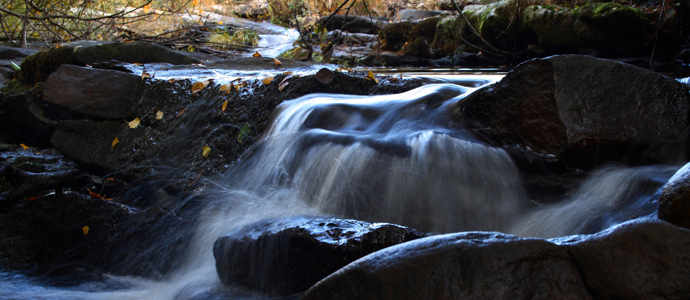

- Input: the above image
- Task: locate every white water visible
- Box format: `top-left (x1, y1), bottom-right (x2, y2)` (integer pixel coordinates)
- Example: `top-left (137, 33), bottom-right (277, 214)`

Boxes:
top-left (0, 76), bottom-right (678, 299)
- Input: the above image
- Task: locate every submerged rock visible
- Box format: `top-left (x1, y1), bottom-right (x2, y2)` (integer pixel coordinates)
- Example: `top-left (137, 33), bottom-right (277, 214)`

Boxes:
top-left (658, 162), bottom-right (690, 228)
top-left (304, 218), bottom-right (690, 299)
top-left (462, 55), bottom-right (690, 169)
top-left (213, 216), bottom-right (424, 296)
top-left (303, 231), bottom-right (592, 300)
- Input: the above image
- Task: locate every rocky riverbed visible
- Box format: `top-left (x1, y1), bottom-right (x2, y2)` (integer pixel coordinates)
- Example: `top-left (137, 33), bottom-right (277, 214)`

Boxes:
top-left (1, 40), bottom-right (690, 299)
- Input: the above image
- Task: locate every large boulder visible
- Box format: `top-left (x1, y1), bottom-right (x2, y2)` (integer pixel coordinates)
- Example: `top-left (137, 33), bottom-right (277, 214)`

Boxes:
top-left (556, 219), bottom-right (690, 299)
top-left (0, 82), bottom-right (56, 146)
top-left (318, 15), bottom-right (390, 35)
top-left (213, 216), bottom-right (424, 296)
top-left (303, 218), bottom-right (690, 299)
top-left (521, 6), bottom-right (582, 51)
top-left (658, 162), bottom-right (690, 228)
top-left (461, 55), bottom-right (690, 169)
top-left (303, 231), bottom-right (592, 300)
top-left (380, 17), bottom-right (441, 52)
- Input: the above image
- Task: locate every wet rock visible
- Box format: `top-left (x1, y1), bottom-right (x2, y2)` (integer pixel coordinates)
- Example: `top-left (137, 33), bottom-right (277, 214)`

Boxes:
top-left (318, 15), bottom-right (390, 35)
top-left (431, 15), bottom-right (466, 57)
top-left (0, 46), bottom-right (38, 69)
top-left (0, 83), bottom-right (56, 146)
top-left (556, 218), bottom-right (690, 299)
top-left (658, 162), bottom-right (690, 228)
top-left (18, 41), bottom-right (202, 84)
top-left (43, 65), bottom-right (144, 120)
top-left (303, 231), bottom-right (592, 300)
top-left (213, 216), bottom-right (424, 296)
top-left (0, 192), bottom-right (130, 269)
top-left (462, 55), bottom-right (690, 169)
top-left (0, 147), bottom-right (85, 210)
top-left (462, 0), bottom-right (529, 50)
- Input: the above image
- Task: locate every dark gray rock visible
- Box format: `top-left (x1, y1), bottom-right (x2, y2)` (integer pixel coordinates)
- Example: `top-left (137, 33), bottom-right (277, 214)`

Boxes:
top-left (303, 231), bottom-right (592, 300)
top-left (213, 216), bottom-right (424, 296)
top-left (658, 162), bottom-right (690, 229)
top-left (0, 87), bottom-right (56, 146)
top-left (394, 9), bottom-right (448, 22)
top-left (462, 55), bottom-right (690, 169)
top-left (556, 218), bottom-right (690, 300)
top-left (318, 15), bottom-right (390, 34)
top-left (43, 65), bottom-right (144, 120)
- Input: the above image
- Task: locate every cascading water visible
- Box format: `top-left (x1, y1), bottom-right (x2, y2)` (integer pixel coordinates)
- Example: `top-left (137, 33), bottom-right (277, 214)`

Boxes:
top-left (0, 75), bottom-right (679, 299)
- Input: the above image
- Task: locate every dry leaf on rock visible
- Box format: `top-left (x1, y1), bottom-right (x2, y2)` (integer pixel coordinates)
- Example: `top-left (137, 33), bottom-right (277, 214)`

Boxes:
top-left (142, 72), bottom-right (151, 80)
top-left (367, 70), bottom-right (379, 84)
top-left (253, 52), bottom-right (262, 57)
top-left (262, 76), bottom-right (274, 84)
top-left (112, 136), bottom-right (119, 149)
top-left (273, 58), bottom-right (282, 67)
top-left (82, 226), bottom-right (89, 236)
top-left (127, 117), bottom-right (141, 129)
top-left (191, 81), bottom-right (208, 94)
top-left (222, 100), bottom-right (228, 111)
top-left (202, 145), bottom-right (211, 157)
top-left (156, 110), bottom-right (164, 120)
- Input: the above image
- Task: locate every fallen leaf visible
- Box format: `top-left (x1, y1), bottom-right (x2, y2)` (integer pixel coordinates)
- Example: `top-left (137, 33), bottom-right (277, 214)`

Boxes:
top-left (19, 143), bottom-right (29, 150)
top-left (337, 66), bottom-right (352, 72)
top-left (222, 100), bottom-right (228, 111)
top-left (367, 70), bottom-right (379, 84)
top-left (82, 226), bottom-right (89, 236)
top-left (202, 145), bottom-right (211, 157)
top-left (107, 177), bottom-right (115, 181)
top-left (25, 195), bottom-right (41, 201)
top-left (262, 76), bottom-right (274, 84)
top-left (112, 137), bottom-right (119, 149)
top-left (87, 188), bottom-right (112, 200)
top-left (234, 83), bottom-right (246, 91)
top-left (219, 84), bottom-right (232, 93)
top-left (279, 81), bottom-right (289, 92)
top-left (387, 77), bottom-right (399, 82)
top-left (168, 78), bottom-right (177, 84)
top-left (191, 81), bottom-right (207, 94)
top-left (156, 110), bottom-right (164, 120)
top-left (283, 71), bottom-right (293, 75)
top-left (237, 123), bottom-right (252, 144)
top-left (315, 68), bottom-right (335, 84)
top-left (126, 117), bottom-right (141, 129)
top-left (273, 58), bottom-right (282, 67)
top-left (177, 108), bottom-right (186, 117)
top-left (142, 72), bottom-right (151, 79)
top-left (253, 51), bottom-right (262, 57)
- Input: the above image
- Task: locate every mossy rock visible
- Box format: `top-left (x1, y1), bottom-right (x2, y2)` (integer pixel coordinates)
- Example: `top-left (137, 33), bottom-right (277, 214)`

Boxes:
top-left (380, 17), bottom-right (441, 51)
top-left (431, 15), bottom-right (467, 56)
top-left (18, 41), bottom-right (200, 85)
top-left (521, 5), bottom-right (583, 50)
top-left (278, 47), bottom-right (323, 62)
top-left (462, 0), bottom-right (531, 51)
top-left (575, 3), bottom-right (655, 56)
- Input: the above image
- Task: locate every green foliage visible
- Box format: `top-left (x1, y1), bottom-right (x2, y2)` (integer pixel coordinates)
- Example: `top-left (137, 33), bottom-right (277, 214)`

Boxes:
top-left (237, 123), bottom-right (252, 144)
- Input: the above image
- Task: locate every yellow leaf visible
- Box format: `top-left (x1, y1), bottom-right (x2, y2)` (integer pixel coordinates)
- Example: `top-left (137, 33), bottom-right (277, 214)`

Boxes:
top-left (177, 108), bottom-right (186, 117)
top-left (82, 226), bottom-right (89, 236)
top-left (19, 143), bottom-right (29, 150)
top-left (127, 117), bottom-right (141, 129)
top-left (112, 136), bottom-right (119, 148)
top-left (87, 188), bottom-right (111, 200)
top-left (191, 81), bottom-right (207, 94)
top-left (218, 21), bottom-right (223, 25)
top-left (202, 145), bottom-right (210, 157)
top-left (283, 71), bottom-right (293, 75)
top-left (253, 52), bottom-right (262, 57)
top-left (367, 70), bottom-right (379, 84)
top-left (273, 58), bottom-right (282, 67)
top-left (156, 110), bottom-right (164, 120)
top-left (168, 78), bottom-right (177, 84)
top-left (219, 84), bottom-right (232, 93)
top-left (222, 100), bottom-right (228, 111)
top-left (262, 76), bottom-right (274, 84)
top-left (235, 83), bottom-right (246, 91)
top-left (142, 72), bottom-right (151, 79)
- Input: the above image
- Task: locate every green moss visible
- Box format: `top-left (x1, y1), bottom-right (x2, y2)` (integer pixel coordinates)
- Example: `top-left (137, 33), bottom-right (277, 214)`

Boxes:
top-left (591, 2), bottom-right (620, 17)
top-left (18, 46), bottom-right (81, 85)
top-left (278, 47), bottom-right (322, 62)
top-left (431, 16), bottom-right (465, 56)
top-left (0, 79), bottom-right (30, 96)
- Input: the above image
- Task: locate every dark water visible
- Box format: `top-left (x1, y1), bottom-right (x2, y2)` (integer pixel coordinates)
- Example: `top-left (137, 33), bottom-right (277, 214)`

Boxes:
top-left (0, 74), bottom-right (679, 299)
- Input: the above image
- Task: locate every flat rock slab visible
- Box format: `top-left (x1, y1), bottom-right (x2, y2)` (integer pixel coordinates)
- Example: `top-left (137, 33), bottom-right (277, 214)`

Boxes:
top-left (462, 55), bottom-right (690, 169)
top-left (213, 216), bottom-right (424, 295)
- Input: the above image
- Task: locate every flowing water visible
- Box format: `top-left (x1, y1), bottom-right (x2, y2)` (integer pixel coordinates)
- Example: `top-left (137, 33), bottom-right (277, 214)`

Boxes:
top-left (0, 74), bottom-right (680, 299)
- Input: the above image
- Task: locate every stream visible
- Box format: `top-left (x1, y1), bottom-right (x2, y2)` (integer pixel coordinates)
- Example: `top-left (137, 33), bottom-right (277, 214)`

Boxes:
top-left (0, 72), bottom-right (680, 299)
